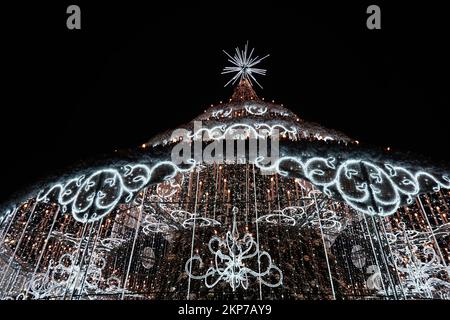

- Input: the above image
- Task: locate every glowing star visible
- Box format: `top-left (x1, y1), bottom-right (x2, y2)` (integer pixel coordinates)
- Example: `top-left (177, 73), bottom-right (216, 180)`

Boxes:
top-left (222, 42), bottom-right (269, 88)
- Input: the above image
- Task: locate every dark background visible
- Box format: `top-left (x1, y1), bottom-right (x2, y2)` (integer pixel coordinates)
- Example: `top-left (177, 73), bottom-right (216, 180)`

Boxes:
top-left (2, 1), bottom-right (449, 203)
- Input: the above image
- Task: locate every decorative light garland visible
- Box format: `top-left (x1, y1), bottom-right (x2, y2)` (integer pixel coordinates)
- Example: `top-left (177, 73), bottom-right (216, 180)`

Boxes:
top-left (255, 156), bottom-right (450, 217)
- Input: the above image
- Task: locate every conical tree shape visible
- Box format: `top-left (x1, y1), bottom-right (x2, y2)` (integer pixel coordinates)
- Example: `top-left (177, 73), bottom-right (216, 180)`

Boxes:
top-left (230, 78), bottom-right (259, 102)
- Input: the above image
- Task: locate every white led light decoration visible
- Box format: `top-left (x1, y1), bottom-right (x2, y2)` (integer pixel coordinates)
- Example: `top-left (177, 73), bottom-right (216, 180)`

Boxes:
top-left (212, 107), bottom-right (233, 119)
top-left (222, 42), bottom-right (269, 88)
top-left (244, 103), bottom-right (268, 115)
top-left (255, 156), bottom-right (450, 217)
top-left (187, 122), bottom-right (296, 141)
top-left (21, 251), bottom-right (127, 300)
top-left (185, 207), bottom-right (283, 291)
top-left (32, 161), bottom-right (196, 223)
top-left (256, 188), bottom-right (344, 232)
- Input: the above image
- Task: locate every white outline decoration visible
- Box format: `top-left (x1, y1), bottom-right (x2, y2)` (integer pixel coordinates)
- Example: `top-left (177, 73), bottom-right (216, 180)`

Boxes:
top-left (185, 207), bottom-right (283, 291)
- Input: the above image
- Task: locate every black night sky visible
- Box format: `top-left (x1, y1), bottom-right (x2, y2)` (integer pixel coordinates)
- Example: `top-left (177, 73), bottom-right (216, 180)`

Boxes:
top-left (2, 1), bottom-right (450, 203)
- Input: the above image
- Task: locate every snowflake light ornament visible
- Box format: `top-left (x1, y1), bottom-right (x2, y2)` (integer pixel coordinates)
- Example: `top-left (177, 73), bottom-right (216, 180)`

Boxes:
top-left (222, 42), bottom-right (269, 88)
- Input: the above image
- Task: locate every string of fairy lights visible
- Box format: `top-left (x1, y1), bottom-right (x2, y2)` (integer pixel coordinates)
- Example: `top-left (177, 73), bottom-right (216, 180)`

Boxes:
top-left (0, 160), bottom-right (449, 299)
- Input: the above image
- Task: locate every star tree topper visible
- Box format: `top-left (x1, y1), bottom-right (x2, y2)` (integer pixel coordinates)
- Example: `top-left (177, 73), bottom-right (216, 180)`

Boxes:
top-left (222, 42), bottom-right (269, 88)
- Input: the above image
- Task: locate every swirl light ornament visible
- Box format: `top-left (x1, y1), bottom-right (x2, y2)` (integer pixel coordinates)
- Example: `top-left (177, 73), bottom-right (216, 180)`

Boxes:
top-left (390, 244), bottom-right (450, 298)
top-left (21, 251), bottom-right (125, 300)
top-left (185, 207), bottom-right (283, 291)
top-left (255, 156), bottom-right (450, 217)
top-left (244, 103), bottom-right (268, 116)
top-left (187, 122), bottom-right (297, 142)
top-left (34, 161), bottom-right (195, 223)
top-left (212, 107), bottom-right (233, 119)
top-left (256, 187), bottom-right (344, 232)
top-left (140, 175), bottom-right (221, 235)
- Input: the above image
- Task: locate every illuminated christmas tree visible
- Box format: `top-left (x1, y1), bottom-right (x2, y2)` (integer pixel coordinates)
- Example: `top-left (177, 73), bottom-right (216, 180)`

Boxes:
top-left (0, 43), bottom-right (449, 300)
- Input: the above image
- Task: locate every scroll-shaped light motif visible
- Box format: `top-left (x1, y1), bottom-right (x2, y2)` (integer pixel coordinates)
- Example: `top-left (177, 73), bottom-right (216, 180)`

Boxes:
top-left (255, 156), bottom-right (450, 217)
top-left (50, 230), bottom-right (125, 252)
top-left (141, 175), bottom-right (221, 235)
top-left (34, 161), bottom-right (195, 223)
top-left (383, 223), bottom-right (450, 298)
top-left (385, 222), bottom-right (450, 246)
top-left (170, 210), bottom-right (221, 229)
top-left (212, 107), bottom-right (233, 119)
top-left (244, 103), bottom-right (268, 116)
top-left (187, 122), bottom-right (297, 141)
top-left (257, 206), bottom-right (343, 230)
top-left (185, 207), bottom-right (283, 291)
top-left (4, 144), bottom-right (449, 225)
top-left (24, 251), bottom-right (125, 300)
top-left (256, 187), bottom-right (344, 233)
